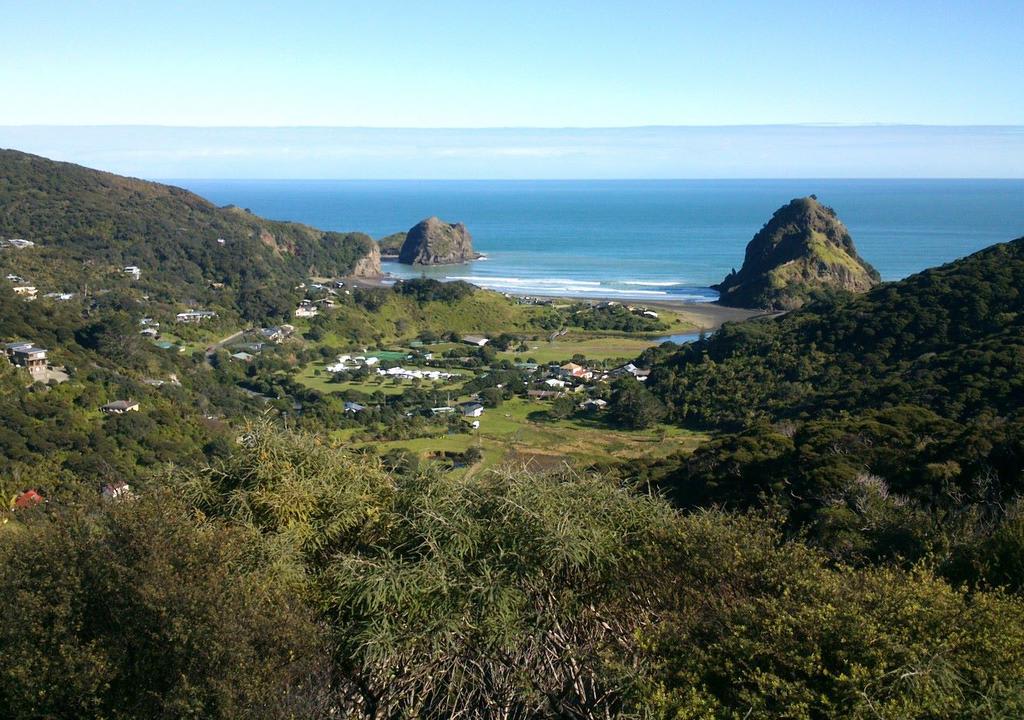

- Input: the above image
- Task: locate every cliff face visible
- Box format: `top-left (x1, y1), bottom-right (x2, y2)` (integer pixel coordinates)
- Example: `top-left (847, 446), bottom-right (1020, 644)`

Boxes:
top-left (351, 238), bottom-right (382, 276)
top-left (713, 196), bottom-right (880, 310)
top-left (398, 217), bottom-right (476, 265)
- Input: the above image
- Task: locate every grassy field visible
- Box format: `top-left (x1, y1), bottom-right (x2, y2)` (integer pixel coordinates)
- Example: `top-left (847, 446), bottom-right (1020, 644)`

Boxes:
top-left (500, 336), bottom-right (661, 364)
top-left (364, 398), bottom-right (708, 474)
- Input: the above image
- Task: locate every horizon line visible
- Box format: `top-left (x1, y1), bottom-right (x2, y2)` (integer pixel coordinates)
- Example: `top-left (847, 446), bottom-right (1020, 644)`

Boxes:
top-left (156, 176), bottom-right (1024, 182)
top-left (3, 123), bottom-right (1024, 131)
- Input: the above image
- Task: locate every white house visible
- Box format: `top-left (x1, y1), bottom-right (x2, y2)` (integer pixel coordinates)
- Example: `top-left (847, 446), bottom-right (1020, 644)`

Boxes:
top-left (176, 309), bottom-right (217, 323)
top-left (12, 286), bottom-right (37, 299)
top-left (462, 335), bottom-right (489, 347)
top-left (123, 265), bottom-right (142, 280)
top-left (460, 402), bottom-right (485, 417)
top-left (294, 305), bottom-right (318, 318)
top-left (102, 400), bottom-right (140, 414)
top-left (101, 481), bottom-right (133, 501)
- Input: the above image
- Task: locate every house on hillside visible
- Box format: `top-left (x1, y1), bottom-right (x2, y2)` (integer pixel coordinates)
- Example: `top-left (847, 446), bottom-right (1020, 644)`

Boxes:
top-left (462, 335), bottom-right (489, 347)
top-left (613, 363), bottom-right (650, 381)
top-left (12, 286), bottom-right (37, 300)
top-left (5, 274), bottom-right (24, 283)
top-left (102, 400), bottom-right (140, 414)
top-left (431, 407), bottom-right (456, 416)
top-left (3, 238), bottom-right (35, 249)
top-left (580, 398), bottom-right (608, 411)
top-left (230, 351), bottom-right (255, 363)
top-left (460, 402), bottom-right (485, 418)
top-left (176, 309), bottom-right (216, 323)
top-left (558, 362), bottom-right (592, 380)
top-left (344, 401), bottom-right (366, 413)
top-left (139, 327), bottom-right (159, 339)
top-left (258, 325), bottom-right (293, 343)
top-left (294, 305), bottom-right (318, 318)
top-left (12, 489), bottom-right (44, 510)
top-left (101, 480), bottom-right (132, 501)
top-left (4, 342), bottom-right (48, 377)
top-left (123, 265), bottom-right (142, 280)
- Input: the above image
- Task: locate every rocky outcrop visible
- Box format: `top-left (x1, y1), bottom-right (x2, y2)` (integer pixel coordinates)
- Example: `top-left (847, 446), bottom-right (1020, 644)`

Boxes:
top-left (398, 217), bottom-right (478, 265)
top-left (377, 232), bottom-right (406, 259)
top-left (351, 238), bottom-right (382, 277)
top-left (713, 196), bottom-right (880, 310)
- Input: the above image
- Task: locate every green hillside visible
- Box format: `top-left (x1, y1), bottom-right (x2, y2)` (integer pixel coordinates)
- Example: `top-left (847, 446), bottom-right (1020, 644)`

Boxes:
top-left (0, 149), bottom-right (374, 322)
top-left (638, 237), bottom-right (1024, 580)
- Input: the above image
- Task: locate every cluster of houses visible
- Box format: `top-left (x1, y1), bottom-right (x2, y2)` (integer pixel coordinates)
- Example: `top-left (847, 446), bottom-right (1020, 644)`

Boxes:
top-left (594, 300), bottom-right (660, 319)
top-left (376, 365), bottom-right (459, 382)
top-left (326, 354), bottom-right (383, 372)
top-left (6, 273), bottom-right (38, 300)
top-left (293, 282), bottom-right (357, 319)
top-left (325, 352), bottom-right (460, 383)
top-left (516, 359), bottom-right (652, 411)
top-left (7, 480), bottom-right (133, 520)
top-left (4, 261), bottom-right (143, 304)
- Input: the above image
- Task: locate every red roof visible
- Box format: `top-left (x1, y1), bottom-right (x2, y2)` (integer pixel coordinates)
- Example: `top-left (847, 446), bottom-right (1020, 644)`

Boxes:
top-left (13, 489), bottom-right (44, 509)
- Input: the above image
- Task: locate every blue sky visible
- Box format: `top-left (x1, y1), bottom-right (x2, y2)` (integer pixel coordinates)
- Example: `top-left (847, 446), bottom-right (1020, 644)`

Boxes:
top-left (2, 0), bottom-right (1021, 126)
top-left (0, 1), bottom-right (1021, 177)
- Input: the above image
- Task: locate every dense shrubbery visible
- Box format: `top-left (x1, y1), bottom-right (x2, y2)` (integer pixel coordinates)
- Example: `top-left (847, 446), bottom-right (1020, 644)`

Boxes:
top-left (393, 277), bottom-right (476, 304)
top-left (568, 303), bottom-right (668, 333)
top-left (4, 422), bottom-right (1023, 719)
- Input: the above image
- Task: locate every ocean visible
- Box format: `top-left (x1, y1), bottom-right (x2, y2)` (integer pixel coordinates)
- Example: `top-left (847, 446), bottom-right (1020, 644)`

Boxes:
top-left (172, 179), bottom-right (1024, 302)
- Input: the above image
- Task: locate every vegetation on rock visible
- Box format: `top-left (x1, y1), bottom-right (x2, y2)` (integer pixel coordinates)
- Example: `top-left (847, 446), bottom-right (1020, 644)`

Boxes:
top-left (713, 196), bottom-right (880, 309)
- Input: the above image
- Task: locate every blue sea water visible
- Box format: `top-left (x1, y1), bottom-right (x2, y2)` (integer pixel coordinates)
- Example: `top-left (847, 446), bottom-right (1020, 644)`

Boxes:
top-left (172, 179), bottom-right (1024, 302)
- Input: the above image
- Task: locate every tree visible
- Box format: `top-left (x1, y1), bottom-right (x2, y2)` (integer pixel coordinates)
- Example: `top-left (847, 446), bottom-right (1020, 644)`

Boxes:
top-left (480, 387), bottom-right (503, 408)
top-left (0, 492), bottom-right (323, 719)
top-left (609, 378), bottom-right (666, 429)
top-left (548, 395), bottom-right (577, 419)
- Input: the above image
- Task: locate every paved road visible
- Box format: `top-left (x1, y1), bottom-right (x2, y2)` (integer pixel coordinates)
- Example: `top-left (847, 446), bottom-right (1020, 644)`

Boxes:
top-left (205, 329), bottom-right (246, 357)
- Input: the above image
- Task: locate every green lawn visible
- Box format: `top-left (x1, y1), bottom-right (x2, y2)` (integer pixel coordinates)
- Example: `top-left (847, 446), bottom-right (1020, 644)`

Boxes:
top-left (366, 398), bottom-right (708, 473)
top-left (500, 336), bottom-right (659, 364)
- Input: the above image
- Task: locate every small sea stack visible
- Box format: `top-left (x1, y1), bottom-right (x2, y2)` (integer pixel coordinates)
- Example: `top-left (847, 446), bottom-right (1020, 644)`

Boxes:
top-left (398, 217), bottom-right (479, 265)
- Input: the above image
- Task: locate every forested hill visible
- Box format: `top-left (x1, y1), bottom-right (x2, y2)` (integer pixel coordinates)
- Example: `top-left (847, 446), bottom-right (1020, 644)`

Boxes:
top-left (0, 149), bottom-right (374, 321)
top-left (647, 236), bottom-right (1024, 428)
top-left (636, 236), bottom-right (1024, 580)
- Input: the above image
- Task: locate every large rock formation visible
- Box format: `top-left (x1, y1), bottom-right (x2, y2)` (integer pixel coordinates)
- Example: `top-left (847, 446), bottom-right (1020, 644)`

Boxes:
top-left (713, 196), bottom-right (880, 310)
top-left (398, 217), bottom-right (477, 265)
top-left (350, 238), bottom-right (382, 276)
